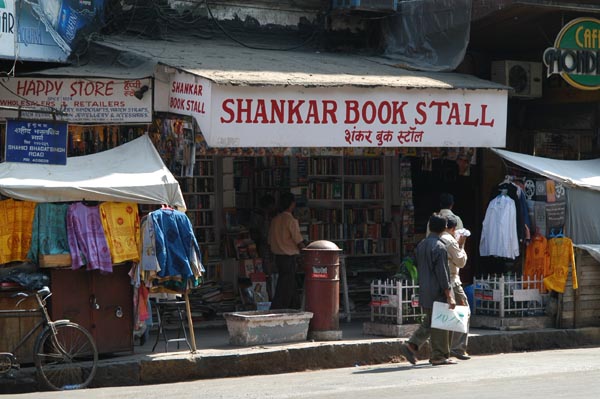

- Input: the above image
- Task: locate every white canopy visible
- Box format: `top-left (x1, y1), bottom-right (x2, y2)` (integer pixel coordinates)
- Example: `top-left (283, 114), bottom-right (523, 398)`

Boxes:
top-left (0, 134), bottom-right (186, 210)
top-left (491, 148), bottom-right (600, 192)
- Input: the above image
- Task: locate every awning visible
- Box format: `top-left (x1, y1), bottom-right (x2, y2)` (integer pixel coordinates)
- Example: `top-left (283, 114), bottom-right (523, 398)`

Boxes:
top-left (491, 148), bottom-right (600, 192)
top-left (92, 35), bottom-right (508, 148)
top-left (0, 135), bottom-right (186, 210)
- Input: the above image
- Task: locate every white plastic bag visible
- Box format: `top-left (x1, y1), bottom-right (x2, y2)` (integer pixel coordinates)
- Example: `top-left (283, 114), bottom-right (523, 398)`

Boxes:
top-left (431, 301), bottom-right (470, 333)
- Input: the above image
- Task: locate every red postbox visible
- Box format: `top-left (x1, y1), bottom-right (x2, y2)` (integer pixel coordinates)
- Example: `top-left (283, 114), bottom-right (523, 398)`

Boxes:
top-left (302, 240), bottom-right (343, 340)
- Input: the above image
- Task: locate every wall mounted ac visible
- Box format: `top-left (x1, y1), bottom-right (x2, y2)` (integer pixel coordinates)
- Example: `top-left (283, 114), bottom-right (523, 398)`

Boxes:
top-left (331, 0), bottom-right (398, 12)
top-left (491, 60), bottom-right (543, 98)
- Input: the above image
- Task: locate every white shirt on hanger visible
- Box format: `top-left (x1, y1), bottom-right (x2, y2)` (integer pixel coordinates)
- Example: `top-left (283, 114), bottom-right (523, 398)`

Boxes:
top-left (480, 194), bottom-right (519, 259)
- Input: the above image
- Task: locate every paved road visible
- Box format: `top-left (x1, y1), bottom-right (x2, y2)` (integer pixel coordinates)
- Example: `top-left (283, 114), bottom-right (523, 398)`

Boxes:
top-left (10, 347), bottom-right (600, 399)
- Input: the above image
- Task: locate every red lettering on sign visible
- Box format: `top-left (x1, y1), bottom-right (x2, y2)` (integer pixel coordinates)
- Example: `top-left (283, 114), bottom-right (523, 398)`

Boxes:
top-left (463, 103), bottom-right (479, 126)
top-left (414, 102), bottom-right (427, 125)
top-left (69, 81), bottom-right (114, 97)
top-left (221, 99), bottom-right (235, 123)
top-left (480, 104), bottom-right (495, 127)
top-left (447, 102), bottom-right (462, 125)
top-left (16, 80), bottom-right (64, 97)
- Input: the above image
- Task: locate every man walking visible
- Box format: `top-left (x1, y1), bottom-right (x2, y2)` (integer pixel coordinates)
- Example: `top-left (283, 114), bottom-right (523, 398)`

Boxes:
top-left (400, 213), bottom-right (456, 365)
top-left (440, 215), bottom-right (471, 360)
top-left (268, 192), bottom-right (305, 309)
top-left (426, 193), bottom-right (463, 236)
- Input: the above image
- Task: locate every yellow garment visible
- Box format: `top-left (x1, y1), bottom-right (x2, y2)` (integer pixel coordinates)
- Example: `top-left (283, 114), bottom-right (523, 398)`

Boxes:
top-left (543, 237), bottom-right (578, 293)
top-left (99, 202), bottom-right (140, 263)
top-left (524, 233), bottom-right (549, 292)
top-left (0, 199), bottom-right (36, 264)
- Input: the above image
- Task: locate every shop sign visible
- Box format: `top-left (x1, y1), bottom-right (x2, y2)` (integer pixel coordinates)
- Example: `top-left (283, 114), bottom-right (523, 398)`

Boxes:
top-left (543, 17), bottom-right (600, 90)
top-left (5, 119), bottom-right (68, 165)
top-left (0, 77), bottom-right (152, 123)
top-left (157, 70), bottom-right (507, 147)
top-left (0, 0), bottom-right (16, 58)
top-left (0, 0), bottom-right (106, 63)
top-left (165, 70), bottom-right (211, 128)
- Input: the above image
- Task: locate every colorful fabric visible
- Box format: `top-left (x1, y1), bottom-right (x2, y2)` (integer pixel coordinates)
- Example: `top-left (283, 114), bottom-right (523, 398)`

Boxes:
top-left (524, 233), bottom-right (549, 291)
top-left (151, 208), bottom-right (203, 283)
top-left (27, 203), bottom-right (70, 264)
top-left (67, 202), bottom-right (113, 272)
top-left (0, 199), bottom-right (36, 264)
top-left (544, 237), bottom-right (578, 293)
top-left (99, 202), bottom-right (140, 263)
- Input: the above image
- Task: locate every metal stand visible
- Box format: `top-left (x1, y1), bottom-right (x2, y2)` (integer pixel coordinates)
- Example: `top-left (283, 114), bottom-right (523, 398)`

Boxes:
top-left (340, 255), bottom-right (351, 322)
top-left (152, 299), bottom-right (192, 352)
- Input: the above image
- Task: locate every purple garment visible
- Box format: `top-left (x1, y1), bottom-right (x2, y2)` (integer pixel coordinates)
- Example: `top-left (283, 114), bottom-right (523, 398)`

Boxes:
top-left (67, 202), bottom-right (113, 272)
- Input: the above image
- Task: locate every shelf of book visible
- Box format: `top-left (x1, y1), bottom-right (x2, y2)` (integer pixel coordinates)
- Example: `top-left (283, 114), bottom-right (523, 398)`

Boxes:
top-left (305, 155), bottom-right (395, 319)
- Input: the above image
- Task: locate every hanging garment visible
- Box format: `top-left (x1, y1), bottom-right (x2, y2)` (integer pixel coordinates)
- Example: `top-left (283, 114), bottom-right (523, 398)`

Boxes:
top-left (523, 233), bottom-right (549, 291)
top-left (99, 202), bottom-right (141, 264)
top-left (151, 208), bottom-right (204, 285)
top-left (67, 202), bottom-right (113, 272)
top-left (491, 182), bottom-right (530, 243)
top-left (0, 199), bottom-right (36, 264)
top-left (139, 216), bottom-right (161, 273)
top-left (480, 194), bottom-right (519, 259)
top-left (544, 237), bottom-right (578, 293)
top-left (27, 203), bottom-right (70, 264)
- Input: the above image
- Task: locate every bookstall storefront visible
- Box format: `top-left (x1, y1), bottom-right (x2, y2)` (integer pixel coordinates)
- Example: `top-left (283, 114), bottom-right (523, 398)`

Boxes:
top-left (88, 35), bottom-right (509, 320)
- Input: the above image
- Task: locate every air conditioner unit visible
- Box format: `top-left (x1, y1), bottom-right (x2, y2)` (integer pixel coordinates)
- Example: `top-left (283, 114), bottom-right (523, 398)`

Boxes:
top-left (491, 60), bottom-right (543, 98)
top-left (331, 0), bottom-right (398, 12)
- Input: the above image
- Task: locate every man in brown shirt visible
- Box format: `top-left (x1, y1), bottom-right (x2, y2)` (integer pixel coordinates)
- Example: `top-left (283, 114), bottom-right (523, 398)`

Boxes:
top-left (268, 192), bottom-right (305, 309)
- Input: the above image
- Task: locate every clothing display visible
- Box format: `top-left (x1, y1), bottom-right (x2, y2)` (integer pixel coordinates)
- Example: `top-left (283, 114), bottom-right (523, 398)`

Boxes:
top-left (151, 208), bottom-right (204, 284)
top-left (523, 233), bottom-right (550, 287)
top-left (66, 202), bottom-right (113, 272)
top-left (0, 199), bottom-right (36, 264)
top-left (544, 236), bottom-right (578, 293)
top-left (480, 194), bottom-right (519, 259)
top-left (27, 203), bottom-right (70, 264)
top-left (99, 202), bottom-right (141, 264)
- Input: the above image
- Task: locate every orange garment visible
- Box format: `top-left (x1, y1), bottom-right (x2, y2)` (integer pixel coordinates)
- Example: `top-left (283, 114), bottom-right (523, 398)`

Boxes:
top-left (544, 237), bottom-right (578, 293)
top-left (99, 202), bottom-right (141, 264)
top-left (0, 199), bottom-right (36, 264)
top-left (524, 233), bottom-right (549, 290)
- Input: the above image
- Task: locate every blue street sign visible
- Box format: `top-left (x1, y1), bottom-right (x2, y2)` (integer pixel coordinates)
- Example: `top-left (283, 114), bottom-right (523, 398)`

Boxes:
top-left (5, 119), bottom-right (68, 165)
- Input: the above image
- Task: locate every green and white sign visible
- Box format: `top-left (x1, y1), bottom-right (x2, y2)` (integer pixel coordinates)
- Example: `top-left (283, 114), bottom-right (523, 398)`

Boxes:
top-left (543, 17), bottom-right (600, 90)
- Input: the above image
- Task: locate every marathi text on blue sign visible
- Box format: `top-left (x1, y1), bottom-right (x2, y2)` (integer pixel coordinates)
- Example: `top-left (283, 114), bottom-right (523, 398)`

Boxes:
top-left (5, 120), bottom-right (68, 165)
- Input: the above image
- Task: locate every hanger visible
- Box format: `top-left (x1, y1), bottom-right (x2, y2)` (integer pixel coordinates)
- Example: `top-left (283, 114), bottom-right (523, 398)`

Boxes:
top-left (161, 204), bottom-right (174, 210)
top-left (501, 175), bottom-right (512, 185)
top-left (549, 227), bottom-right (564, 238)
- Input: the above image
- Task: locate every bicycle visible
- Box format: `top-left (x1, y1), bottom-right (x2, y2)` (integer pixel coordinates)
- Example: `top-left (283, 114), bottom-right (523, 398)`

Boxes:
top-left (0, 286), bottom-right (98, 391)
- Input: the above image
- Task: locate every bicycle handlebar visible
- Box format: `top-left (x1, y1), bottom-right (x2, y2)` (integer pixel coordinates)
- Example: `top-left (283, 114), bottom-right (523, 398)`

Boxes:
top-left (11, 286), bottom-right (51, 299)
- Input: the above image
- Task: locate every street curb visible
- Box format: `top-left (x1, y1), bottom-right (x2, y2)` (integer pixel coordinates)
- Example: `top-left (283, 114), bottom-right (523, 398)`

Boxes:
top-left (2, 327), bottom-right (600, 393)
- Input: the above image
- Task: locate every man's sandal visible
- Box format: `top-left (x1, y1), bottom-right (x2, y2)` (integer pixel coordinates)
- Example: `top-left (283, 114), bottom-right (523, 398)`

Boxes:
top-left (430, 358), bottom-right (458, 366)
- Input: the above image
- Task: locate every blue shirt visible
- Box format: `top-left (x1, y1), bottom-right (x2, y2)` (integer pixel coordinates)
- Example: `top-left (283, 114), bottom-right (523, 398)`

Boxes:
top-left (151, 209), bottom-right (203, 280)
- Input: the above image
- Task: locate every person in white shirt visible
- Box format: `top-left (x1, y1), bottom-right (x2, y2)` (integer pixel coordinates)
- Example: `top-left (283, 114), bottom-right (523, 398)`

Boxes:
top-left (440, 215), bottom-right (470, 360)
top-left (426, 193), bottom-right (463, 237)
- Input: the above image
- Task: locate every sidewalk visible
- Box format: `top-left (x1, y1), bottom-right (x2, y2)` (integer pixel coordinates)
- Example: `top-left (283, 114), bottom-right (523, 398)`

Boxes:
top-left (3, 319), bottom-right (600, 394)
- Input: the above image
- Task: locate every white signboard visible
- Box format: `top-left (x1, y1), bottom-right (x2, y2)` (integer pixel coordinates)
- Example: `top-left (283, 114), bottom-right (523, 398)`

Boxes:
top-left (0, 0), bottom-right (16, 58)
top-left (164, 70), bottom-right (212, 128)
top-left (157, 70), bottom-right (507, 147)
top-left (0, 77), bottom-right (152, 123)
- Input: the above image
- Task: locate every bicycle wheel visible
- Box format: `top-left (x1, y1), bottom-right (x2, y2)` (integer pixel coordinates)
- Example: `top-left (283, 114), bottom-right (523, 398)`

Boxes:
top-left (33, 322), bottom-right (98, 391)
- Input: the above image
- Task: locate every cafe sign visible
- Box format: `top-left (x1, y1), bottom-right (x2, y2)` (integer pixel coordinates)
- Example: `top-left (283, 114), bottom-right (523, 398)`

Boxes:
top-left (543, 17), bottom-right (600, 90)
